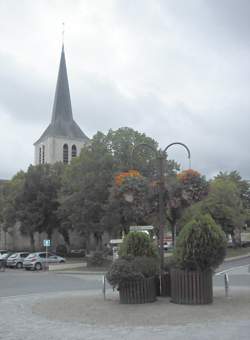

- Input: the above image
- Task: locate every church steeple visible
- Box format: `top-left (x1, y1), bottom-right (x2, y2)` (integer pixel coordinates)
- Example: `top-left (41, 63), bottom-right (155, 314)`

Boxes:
top-left (34, 45), bottom-right (88, 145)
top-left (51, 44), bottom-right (73, 124)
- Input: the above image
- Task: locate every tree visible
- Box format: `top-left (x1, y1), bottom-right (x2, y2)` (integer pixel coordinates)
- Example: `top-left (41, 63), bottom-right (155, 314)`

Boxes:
top-left (205, 178), bottom-right (245, 245)
top-left (180, 176), bottom-right (246, 246)
top-left (103, 174), bottom-right (153, 235)
top-left (58, 127), bottom-right (176, 248)
top-left (215, 171), bottom-right (250, 228)
top-left (14, 164), bottom-right (63, 250)
top-left (58, 132), bottom-right (115, 249)
top-left (165, 169), bottom-right (209, 242)
top-left (0, 172), bottom-right (26, 235)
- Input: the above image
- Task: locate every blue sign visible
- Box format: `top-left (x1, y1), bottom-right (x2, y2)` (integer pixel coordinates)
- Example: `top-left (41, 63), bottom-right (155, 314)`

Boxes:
top-left (43, 239), bottom-right (51, 247)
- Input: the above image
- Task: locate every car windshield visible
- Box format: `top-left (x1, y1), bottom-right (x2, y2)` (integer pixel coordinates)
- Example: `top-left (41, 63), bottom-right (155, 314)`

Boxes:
top-left (9, 253), bottom-right (17, 258)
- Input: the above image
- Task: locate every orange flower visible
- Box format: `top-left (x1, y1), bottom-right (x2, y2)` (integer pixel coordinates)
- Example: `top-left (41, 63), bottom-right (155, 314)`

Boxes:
top-left (177, 169), bottom-right (201, 183)
top-left (115, 170), bottom-right (141, 186)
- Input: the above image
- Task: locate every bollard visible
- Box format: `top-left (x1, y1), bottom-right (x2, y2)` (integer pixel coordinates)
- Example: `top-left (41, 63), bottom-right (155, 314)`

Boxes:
top-left (224, 273), bottom-right (229, 297)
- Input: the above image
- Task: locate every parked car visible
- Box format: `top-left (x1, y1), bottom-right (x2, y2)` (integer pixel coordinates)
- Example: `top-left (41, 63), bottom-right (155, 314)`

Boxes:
top-left (6, 252), bottom-right (30, 269)
top-left (23, 252), bottom-right (66, 270)
top-left (0, 252), bottom-right (13, 261)
top-left (0, 250), bottom-right (9, 256)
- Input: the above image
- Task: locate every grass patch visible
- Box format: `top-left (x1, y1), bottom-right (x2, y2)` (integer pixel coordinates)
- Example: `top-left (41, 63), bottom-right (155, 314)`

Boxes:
top-left (226, 247), bottom-right (250, 258)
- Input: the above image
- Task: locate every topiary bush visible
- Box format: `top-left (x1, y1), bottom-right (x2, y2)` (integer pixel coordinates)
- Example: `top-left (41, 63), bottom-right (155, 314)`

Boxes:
top-left (106, 256), bottom-right (159, 288)
top-left (118, 231), bottom-right (158, 258)
top-left (174, 213), bottom-right (227, 271)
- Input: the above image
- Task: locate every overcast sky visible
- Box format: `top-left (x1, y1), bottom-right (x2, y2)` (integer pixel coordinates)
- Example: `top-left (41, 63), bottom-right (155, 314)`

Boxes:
top-left (1, 0), bottom-right (250, 180)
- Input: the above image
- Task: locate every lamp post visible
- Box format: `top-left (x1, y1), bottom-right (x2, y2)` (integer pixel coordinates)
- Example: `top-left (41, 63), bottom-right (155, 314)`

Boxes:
top-left (132, 142), bottom-right (191, 271)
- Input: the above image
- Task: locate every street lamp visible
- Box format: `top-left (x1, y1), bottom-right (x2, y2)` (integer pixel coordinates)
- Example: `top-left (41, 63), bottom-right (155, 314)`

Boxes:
top-left (132, 142), bottom-right (191, 272)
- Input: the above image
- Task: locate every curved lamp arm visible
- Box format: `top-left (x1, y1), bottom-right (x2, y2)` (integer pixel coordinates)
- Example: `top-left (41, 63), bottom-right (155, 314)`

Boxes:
top-left (164, 142), bottom-right (191, 169)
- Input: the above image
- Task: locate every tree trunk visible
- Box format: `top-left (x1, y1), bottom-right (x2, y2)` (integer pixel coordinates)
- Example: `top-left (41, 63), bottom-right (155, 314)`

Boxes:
top-left (231, 228), bottom-right (241, 247)
top-left (29, 233), bottom-right (35, 252)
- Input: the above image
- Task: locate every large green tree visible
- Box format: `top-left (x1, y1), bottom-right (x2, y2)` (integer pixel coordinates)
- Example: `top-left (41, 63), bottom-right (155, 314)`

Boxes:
top-left (14, 164), bottom-right (63, 250)
top-left (180, 176), bottom-right (246, 246)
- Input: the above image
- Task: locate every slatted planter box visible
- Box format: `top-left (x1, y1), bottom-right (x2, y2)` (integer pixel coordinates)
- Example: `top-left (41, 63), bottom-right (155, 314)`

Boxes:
top-left (155, 273), bottom-right (171, 297)
top-left (119, 276), bottom-right (156, 304)
top-left (170, 268), bottom-right (213, 305)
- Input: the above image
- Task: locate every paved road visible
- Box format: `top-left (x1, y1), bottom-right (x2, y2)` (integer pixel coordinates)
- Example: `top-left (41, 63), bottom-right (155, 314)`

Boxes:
top-left (0, 256), bottom-right (249, 297)
top-left (217, 255), bottom-right (250, 272)
top-left (0, 269), bottom-right (103, 297)
top-left (214, 256), bottom-right (250, 287)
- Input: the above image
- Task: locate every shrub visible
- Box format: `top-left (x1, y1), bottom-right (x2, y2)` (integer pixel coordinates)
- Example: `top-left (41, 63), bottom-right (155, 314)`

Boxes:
top-left (163, 256), bottom-right (177, 272)
top-left (119, 231), bottom-right (158, 258)
top-left (106, 256), bottom-right (159, 288)
top-left (55, 244), bottom-right (68, 257)
top-left (88, 251), bottom-right (105, 267)
top-left (174, 213), bottom-right (227, 271)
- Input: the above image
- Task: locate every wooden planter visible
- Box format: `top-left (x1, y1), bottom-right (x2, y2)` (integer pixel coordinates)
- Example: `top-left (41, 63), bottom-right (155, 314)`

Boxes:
top-left (170, 268), bottom-right (213, 304)
top-left (119, 276), bottom-right (156, 304)
top-left (155, 273), bottom-right (171, 297)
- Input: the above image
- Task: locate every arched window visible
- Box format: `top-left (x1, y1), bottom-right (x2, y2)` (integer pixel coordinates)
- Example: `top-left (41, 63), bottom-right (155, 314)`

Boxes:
top-left (42, 145), bottom-right (45, 164)
top-left (63, 144), bottom-right (68, 164)
top-left (71, 145), bottom-right (77, 158)
top-left (39, 147), bottom-right (42, 164)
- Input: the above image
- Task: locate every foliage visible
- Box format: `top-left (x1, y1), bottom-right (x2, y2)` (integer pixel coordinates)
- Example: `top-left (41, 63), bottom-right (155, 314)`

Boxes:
top-left (205, 178), bottom-right (245, 244)
top-left (215, 171), bottom-right (250, 228)
top-left (57, 132), bottom-right (115, 247)
top-left (115, 170), bottom-right (141, 186)
top-left (106, 256), bottom-right (159, 288)
top-left (55, 244), bottom-right (68, 257)
top-left (88, 251), bottom-right (106, 267)
top-left (58, 127), bottom-right (163, 245)
top-left (165, 169), bottom-right (208, 241)
top-left (14, 164), bottom-right (63, 250)
top-left (163, 256), bottom-right (177, 272)
top-left (119, 231), bottom-right (158, 258)
top-left (174, 213), bottom-right (227, 271)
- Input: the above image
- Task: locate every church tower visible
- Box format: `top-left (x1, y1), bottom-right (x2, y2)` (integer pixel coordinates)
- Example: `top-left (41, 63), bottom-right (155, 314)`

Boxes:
top-left (34, 45), bottom-right (89, 165)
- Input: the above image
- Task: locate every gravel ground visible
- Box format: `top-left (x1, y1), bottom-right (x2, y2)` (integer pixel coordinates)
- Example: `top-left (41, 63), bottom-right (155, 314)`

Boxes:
top-left (1, 287), bottom-right (250, 340)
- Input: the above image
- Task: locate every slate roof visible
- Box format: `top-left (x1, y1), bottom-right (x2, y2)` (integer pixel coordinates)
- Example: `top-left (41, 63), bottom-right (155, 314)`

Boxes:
top-left (34, 45), bottom-right (88, 145)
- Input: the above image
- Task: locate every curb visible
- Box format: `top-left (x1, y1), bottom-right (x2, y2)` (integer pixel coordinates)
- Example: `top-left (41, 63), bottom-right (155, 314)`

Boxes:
top-left (224, 253), bottom-right (250, 262)
top-left (55, 270), bottom-right (107, 275)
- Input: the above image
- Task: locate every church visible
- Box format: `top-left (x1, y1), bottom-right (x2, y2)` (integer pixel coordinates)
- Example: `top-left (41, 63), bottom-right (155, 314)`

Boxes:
top-left (34, 44), bottom-right (89, 165)
top-left (0, 45), bottom-right (109, 252)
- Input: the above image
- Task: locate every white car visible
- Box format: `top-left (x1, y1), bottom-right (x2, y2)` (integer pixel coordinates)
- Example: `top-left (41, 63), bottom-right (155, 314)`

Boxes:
top-left (23, 252), bottom-right (66, 270)
top-left (6, 252), bottom-right (30, 269)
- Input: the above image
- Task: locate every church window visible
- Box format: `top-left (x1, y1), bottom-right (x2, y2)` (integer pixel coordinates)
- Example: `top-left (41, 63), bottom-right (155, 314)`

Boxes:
top-left (63, 144), bottom-right (68, 164)
top-left (39, 147), bottom-right (42, 164)
top-left (71, 145), bottom-right (77, 158)
top-left (42, 145), bottom-right (45, 164)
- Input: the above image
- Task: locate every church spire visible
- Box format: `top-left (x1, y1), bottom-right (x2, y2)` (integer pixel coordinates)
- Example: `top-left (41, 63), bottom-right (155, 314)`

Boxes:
top-left (51, 44), bottom-right (73, 123)
top-left (34, 44), bottom-right (88, 146)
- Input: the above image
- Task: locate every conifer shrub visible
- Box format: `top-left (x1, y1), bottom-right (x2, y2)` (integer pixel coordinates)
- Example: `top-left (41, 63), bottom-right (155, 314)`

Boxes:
top-left (118, 231), bottom-right (158, 258)
top-left (174, 213), bottom-right (227, 271)
top-left (106, 231), bottom-right (159, 288)
top-left (106, 256), bottom-right (159, 288)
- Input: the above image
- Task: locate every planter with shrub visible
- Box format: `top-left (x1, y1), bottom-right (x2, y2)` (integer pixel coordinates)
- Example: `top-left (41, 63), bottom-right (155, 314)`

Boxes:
top-left (106, 231), bottom-right (159, 304)
top-left (171, 213), bottom-right (227, 304)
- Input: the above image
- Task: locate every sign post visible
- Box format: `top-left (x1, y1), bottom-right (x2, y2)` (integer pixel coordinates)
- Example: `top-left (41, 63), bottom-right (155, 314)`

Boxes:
top-left (43, 239), bottom-right (51, 271)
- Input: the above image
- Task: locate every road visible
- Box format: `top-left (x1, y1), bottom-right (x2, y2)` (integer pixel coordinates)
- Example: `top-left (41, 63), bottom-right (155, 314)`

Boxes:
top-left (0, 270), bottom-right (103, 297)
top-left (0, 256), bottom-right (249, 297)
